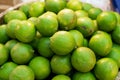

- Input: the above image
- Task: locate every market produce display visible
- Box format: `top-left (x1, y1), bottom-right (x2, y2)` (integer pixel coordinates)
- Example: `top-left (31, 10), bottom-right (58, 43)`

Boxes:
top-left (0, 0), bottom-right (120, 80)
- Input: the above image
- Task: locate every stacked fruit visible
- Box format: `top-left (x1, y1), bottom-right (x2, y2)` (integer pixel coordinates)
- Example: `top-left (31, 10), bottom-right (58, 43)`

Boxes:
top-left (0, 0), bottom-right (120, 80)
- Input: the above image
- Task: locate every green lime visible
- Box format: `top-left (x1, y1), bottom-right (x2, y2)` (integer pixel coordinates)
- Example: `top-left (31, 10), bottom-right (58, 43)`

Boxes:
top-left (36, 13), bottom-right (58, 36)
top-left (52, 75), bottom-right (71, 80)
top-left (72, 72), bottom-right (96, 80)
top-left (51, 54), bottom-right (72, 74)
top-left (57, 9), bottom-right (77, 30)
top-left (50, 31), bottom-right (75, 55)
top-left (71, 47), bottom-right (96, 72)
top-left (29, 56), bottom-right (51, 80)
top-left (97, 11), bottom-right (117, 32)
top-left (76, 17), bottom-right (95, 37)
top-left (5, 40), bottom-right (18, 50)
top-left (0, 25), bottom-right (9, 43)
top-left (10, 43), bottom-right (34, 64)
top-left (6, 19), bottom-right (21, 39)
top-left (4, 10), bottom-right (27, 23)
top-left (37, 37), bottom-right (54, 58)
top-left (94, 58), bottom-right (118, 80)
top-left (88, 8), bottom-right (102, 20)
top-left (0, 62), bottom-right (17, 80)
top-left (15, 20), bottom-right (36, 43)
top-left (9, 65), bottom-right (34, 80)
top-left (112, 24), bottom-right (120, 44)
top-left (69, 30), bottom-right (84, 47)
top-left (82, 3), bottom-right (93, 12)
top-left (29, 1), bottom-right (45, 17)
top-left (45, 0), bottom-right (66, 13)
top-left (0, 44), bottom-right (9, 65)
top-left (89, 31), bottom-right (112, 56)
top-left (67, 0), bottom-right (82, 11)
top-left (75, 10), bottom-right (88, 18)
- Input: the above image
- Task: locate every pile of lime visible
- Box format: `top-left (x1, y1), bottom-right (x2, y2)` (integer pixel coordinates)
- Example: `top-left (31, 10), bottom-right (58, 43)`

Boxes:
top-left (0, 0), bottom-right (120, 80)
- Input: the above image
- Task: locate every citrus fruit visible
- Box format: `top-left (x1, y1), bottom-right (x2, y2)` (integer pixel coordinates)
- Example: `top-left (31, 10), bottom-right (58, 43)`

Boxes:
top-left (42, 11), bottom-right (57, 18)
top-left (69, 30), bottom-right (84, 47)
top-left (88, 8), bottom-right (102, 20)
top-left (52, 75), bottom-right (71, 80)
top-left (19, 3), bottom-right (31, 17)
top-left (93, 20), bottom-right (98, 31)
top-left (15, 20), bottom-right (36, 43)
top-left (89, 31), bottom-right (112, 56)
top-left (0, 62), bottom-right (17, 80)
top-left (71, 47), bottom-right (96, 72)
top-left (28, 17), bottom-right (38, 26)
top-left (51, 54), bottom-right (72, 74)
top-left (10, 43), bottom-right (34, 64)
top-left (76, 17), bottom-right (95, 37)
top-left (6, 19), bottom-right (21, 39)
top-left (94, 58), bottom-right (118, 80)
top-left (72, 72), bottom-right (96, 80)
top-left (83, 38), bottom-right (88, 47)
top-left (37, 37), bottom-right (54, 58)
top-left (5, 40), bottom-right (18, 50)
top-left (97, 11), bottom-right (117, 32)
top-left (67, 0), bottom-right (82, 11)
top-left (0, 25), bottom-right (9, 43)
top-left (0, 44), bottom-right (9, 65)
top-left (106, 43), bottom-right (120, 68)
top-left (36, 13), bottom-right (58, 36)
top-left (29, 56), bottom-right (51, 80)
top-left (45, 0), bottom-right (66, 13)
top-left (9, 65), bottom-right (34, 80)
top-left (114, 12), bottom-right (120, 24)
top-left (75, 10), bottom-right (88, 18)
top-left (82, 3), bottom-right (93, 12)
top-left (57, 9), bottom-right (77, 30)
top-left (50, 31), bottom-right (75, 55)
top-left (29, 1), bottom-right (45, 17)
top-left (4, 10), bottom-right (27, 23)
top-left (112, 24), bottom-right (120, 44)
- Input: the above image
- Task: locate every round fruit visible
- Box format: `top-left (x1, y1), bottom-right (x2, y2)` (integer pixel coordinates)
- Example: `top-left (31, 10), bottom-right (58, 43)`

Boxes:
top-left (82, 3), bottom-right (93, 12)
top-left (45, 0), bottom-right (66, 13)
top-left (88, 8), bottom-right (102, 20)
top-left (50, 31), bottom-right (75, 55)
top-left (9, 65), bottom-right (34, 80)
top-left (15, 20), bottom-right (36, 43)
top-left (112, 24), bottom-right (120, 44)
top-left (6, 19), bottom-right (20, 39)
top-left (29, 56), bottom-right (51, 80)
top-left (10, 43), bottom-right (34, 64)
top-left (0, 25), bottom-right (9, 43)
top-left (0, 62), bottom-right (17, 80)
top-left (71, 47), bottom-right (96, 72)
top-left (106, 43), bottom-right (120, 68)
top-left (97, 11), bottom-right (117, 32)
top-left (28, 17), bottom-right (38, 26)
top-left (76, 17), bottom-right (95, 37)
top-left (0, 44), bottom-right (9, 65)
top-left (57, 9), bottom-right (77, 30)
top-left (89, 31), bottom-right (112, 56)
top-left (37, 37), bottom-right (54, 58)
top-left (4, 10), bottom-right (27, 23)
top-left (19, 3), bottom-right (31, 17)
top-left (69, 30), bottom-right (84, 47)
top-left (29, 1), bottom-right (45, 17)
top-left (67, 0), bottom-right (82, 11)
top-left (36, 13), bottom-right (58, 36)
top-left (52, 75), bottom-right (71, 80)
top-left (51, 54), bottom-right (72, 74)
top-left (42, 11), bottom-right (57, 18)
top-left (94, 58), bottom-right (118, 80)
top-left (72, 72), bottom-right (96, 80)
top-left (5, 40), bottom-right (18, 50)
top-left (75, 10), bottom-right (88, 18)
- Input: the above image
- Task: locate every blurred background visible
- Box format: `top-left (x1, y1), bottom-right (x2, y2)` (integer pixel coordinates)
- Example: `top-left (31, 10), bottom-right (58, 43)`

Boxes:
top-left (0, 0), bottom-right (119, 13)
